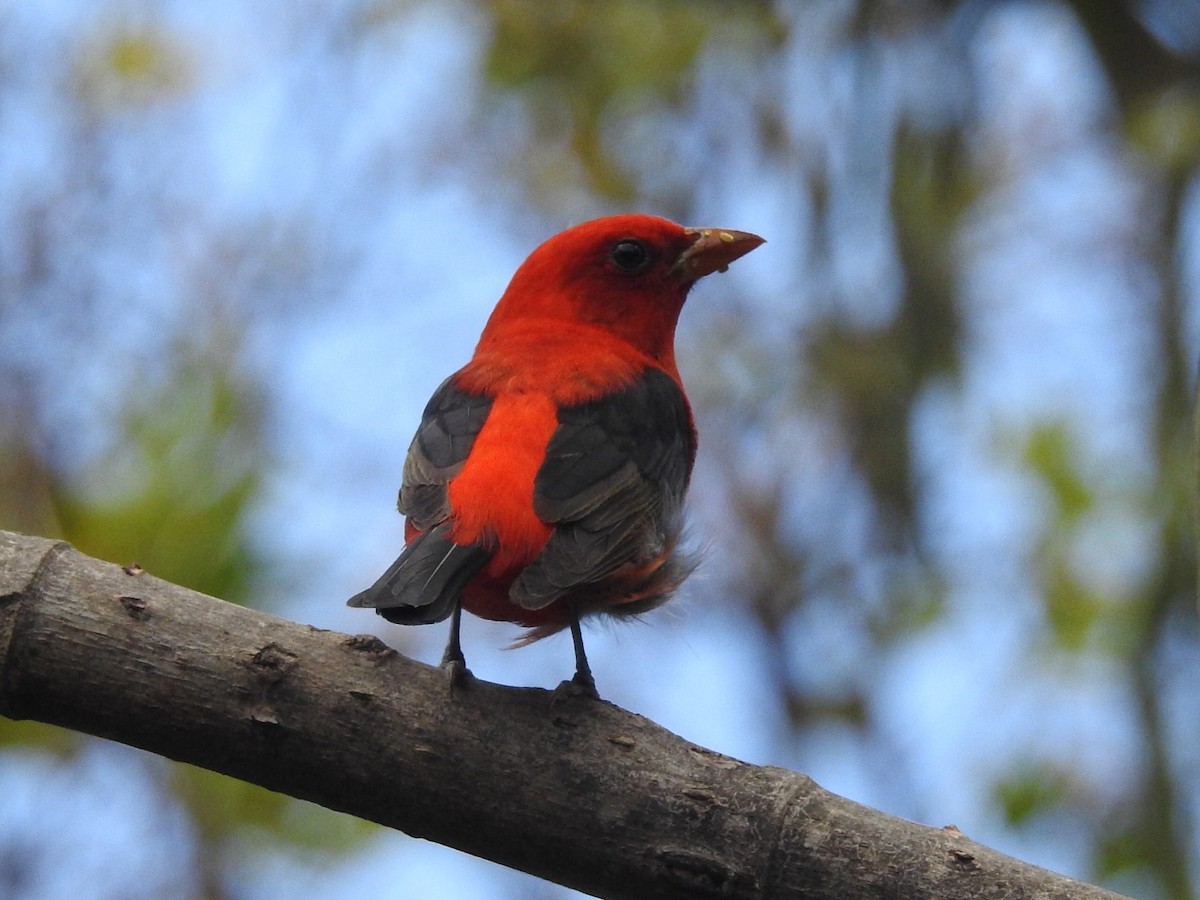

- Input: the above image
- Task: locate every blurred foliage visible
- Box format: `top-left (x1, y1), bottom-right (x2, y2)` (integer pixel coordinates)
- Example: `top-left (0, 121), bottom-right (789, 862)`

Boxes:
top-left (0, 330), bottom-right (367, 894)
top-left (1024, 426), bottom-right (1104, 651)
top-left (174, 767), bottom-right (374, 853)
top-left (2, 0), bottom-right (1199, 898)
top-left (1024, 426), bottom-right (1094, 525)
top-left (1129, 85), bottom-right (1200, 178)
top-left (53, 349), bottom-right (262, 603)
top-left (994, 763), bottom-right (1070, 827)
top-left (73, 26), bottom-right (195, 111)
top-left (481, 0), bottom-right (779, 200)
top-left (0, 13), bottom-right (365, 896)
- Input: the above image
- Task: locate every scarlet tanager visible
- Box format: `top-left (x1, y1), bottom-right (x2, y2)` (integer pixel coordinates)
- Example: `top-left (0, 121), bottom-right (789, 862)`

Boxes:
top-left (349, 214), bottom-right (763, 694)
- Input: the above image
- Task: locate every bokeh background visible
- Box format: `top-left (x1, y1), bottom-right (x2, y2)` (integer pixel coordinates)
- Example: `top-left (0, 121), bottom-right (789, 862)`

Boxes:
top-left (1, 1), bottom-right (1198, 897)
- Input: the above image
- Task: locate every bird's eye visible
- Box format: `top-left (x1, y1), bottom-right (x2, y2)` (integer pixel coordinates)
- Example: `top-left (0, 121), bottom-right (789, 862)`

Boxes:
top-left (610, 239), bottom-right (651, 273)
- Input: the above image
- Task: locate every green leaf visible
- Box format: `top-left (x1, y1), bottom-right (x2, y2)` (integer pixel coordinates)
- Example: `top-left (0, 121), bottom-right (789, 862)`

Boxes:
top-left (994, 765), bottom-right (1068, 826)
top-left (173, 766), bottom-right (375, 854)
top-left (1023, 425), bottom-right (1094, 524)
top-left (53, 349), bottom-right (264, 603)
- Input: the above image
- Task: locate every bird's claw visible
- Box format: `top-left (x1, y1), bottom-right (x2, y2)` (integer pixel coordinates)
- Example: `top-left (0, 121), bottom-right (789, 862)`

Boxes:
top-left (552, 670), bottom-right (600, 705)
top-left (439, 656), bottom-right (472, 693)
top-left (572, 667), bottom-right (598, 696)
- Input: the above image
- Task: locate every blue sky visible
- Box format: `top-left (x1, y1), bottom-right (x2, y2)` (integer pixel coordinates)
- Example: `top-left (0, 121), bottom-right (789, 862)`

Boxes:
top-left (1, 1), bottom-right (1194, 897)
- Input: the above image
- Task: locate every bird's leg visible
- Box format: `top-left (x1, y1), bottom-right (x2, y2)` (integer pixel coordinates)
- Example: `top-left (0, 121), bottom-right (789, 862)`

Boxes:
top-left (568, 608), bottom-right (599, 699)
top-left (439, 602), bottom-right (470, 689)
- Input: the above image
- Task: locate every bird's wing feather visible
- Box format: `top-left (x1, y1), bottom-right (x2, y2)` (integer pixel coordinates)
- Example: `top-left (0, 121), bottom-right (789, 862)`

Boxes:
top-left (513, 367), bottom-right (694, 609)
top-left (399, 375), bottom-right (494, 530)
top-left (347, 376), bottom-right (494, 619)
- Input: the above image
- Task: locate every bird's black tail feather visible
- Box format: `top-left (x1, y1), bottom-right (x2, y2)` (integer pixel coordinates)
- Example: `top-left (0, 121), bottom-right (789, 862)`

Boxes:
top-left (347, 522), bottom-right (492, 625)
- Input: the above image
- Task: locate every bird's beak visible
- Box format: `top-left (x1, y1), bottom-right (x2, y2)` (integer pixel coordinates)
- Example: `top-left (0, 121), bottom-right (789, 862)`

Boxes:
top-left (669, 227), bottom-right (765, 282)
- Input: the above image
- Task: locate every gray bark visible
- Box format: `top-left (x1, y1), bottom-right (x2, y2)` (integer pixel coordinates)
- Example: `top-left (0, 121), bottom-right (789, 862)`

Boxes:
top-left (0, 529), bottom-right (1129, 899)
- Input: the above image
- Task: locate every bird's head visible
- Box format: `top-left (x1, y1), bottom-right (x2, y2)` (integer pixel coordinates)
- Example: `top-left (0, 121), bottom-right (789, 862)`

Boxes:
top-left (482, 214), bottom-right (764, 365)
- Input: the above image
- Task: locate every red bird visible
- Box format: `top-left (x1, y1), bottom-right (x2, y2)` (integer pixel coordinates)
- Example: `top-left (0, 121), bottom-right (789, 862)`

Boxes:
top-left (349, 214), bottom-right (763, 694)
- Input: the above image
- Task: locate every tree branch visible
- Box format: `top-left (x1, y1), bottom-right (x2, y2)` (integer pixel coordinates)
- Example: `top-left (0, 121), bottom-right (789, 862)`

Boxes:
top-left (0, 529), bottom-right (1127, 899)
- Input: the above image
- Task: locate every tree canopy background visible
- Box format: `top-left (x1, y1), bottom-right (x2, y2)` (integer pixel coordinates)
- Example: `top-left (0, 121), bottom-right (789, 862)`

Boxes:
top-left (0, 1), bottom-right (1196, 898)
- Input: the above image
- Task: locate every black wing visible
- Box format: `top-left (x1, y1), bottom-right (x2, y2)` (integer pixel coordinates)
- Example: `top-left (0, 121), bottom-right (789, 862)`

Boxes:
top-left (511, 367), bottom-right (695, 610)
top-left (399, 375), bottom-right (494, 530)
top-left (347, 376), bottom-right (494, 623)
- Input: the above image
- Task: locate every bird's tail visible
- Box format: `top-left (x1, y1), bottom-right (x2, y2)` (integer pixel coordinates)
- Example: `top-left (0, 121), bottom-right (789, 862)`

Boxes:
top-left (347, 522), bottom-right (492, 625)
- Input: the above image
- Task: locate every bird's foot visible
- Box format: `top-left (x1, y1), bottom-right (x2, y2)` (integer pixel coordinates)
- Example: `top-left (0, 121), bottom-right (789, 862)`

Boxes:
top-left (439, 654), bottom-right (472, 693)
top-left (552, 669), bottom-right (600, 704)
